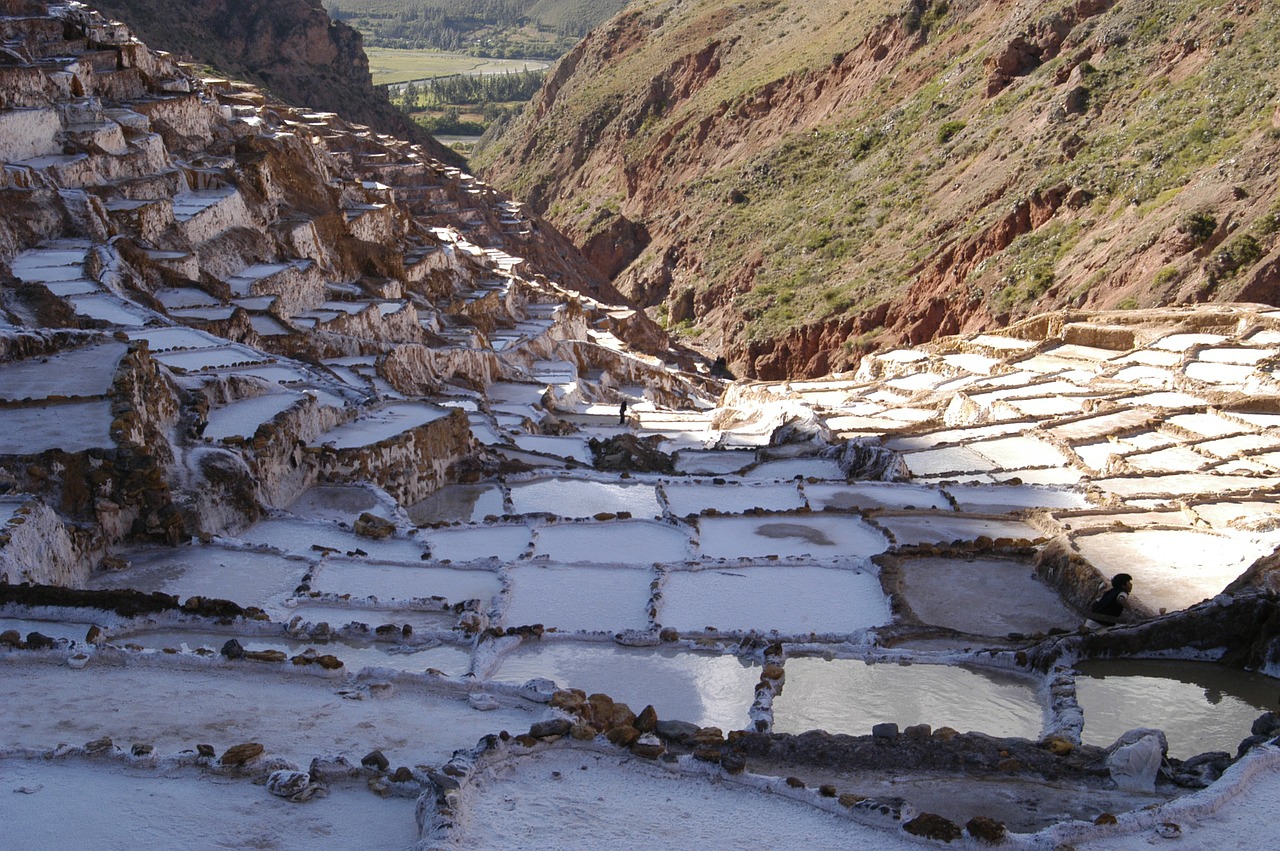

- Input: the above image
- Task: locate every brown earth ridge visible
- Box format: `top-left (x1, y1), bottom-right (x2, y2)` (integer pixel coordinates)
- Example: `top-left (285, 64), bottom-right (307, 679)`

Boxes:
top-left (475, 0), bottom-right (1280, 379)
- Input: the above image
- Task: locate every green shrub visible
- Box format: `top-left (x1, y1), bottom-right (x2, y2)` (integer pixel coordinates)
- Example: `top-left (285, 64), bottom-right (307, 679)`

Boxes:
top-left (1178, 211), bottom-right (1218, 245)
top-left (937, 120), bottom-right (966, 144)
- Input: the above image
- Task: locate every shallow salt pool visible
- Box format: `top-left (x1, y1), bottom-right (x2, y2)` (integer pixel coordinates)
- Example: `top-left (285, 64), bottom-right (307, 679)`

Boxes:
top-left (313, 402), bottom-right (451, 449)
top-left (771, 657), bottom-right (1043, 739)
top-left (509, 478), bottom-right (661, 518)
top-left (803, 482), bottom-right (951, 512)
top-left (534, 520), bottom-right (691, 564)
top-left (673, 449), bottom-right (756, 475)
top-left (943, 484), bottom-right (1089, 514)
top-left (285, 485), bottom-right (389, 524)
top-left (87, 546), bottom-right (306, 609)
top-left (204, 392), bottom-right (303, 441)
top-left (407, 484), bottom-right (505, 525)
top-left (110, 629), bottom-right (474, 675)
top-left (0, 618), bottom-right (97, 643)
top-left (490, 642), bottom-right (759, 731)
top-left (308, 560), bottom-right (500, 606)
top-left (696, 515), bottom-right (887, 560)
top-left (1075, 659), bottom-right (1279, 758)
top-left (874, 515), bottom-right (1041, 546)
top-left (745, 457), bottom-right (846, 481)
top-left (512, 434), bottom-right (593, 464)
top-left (503, 564), bottom-right (653, 632)
top-left (896, 556), bottom-right (1080, 636)
top-left (425, 524), bottom-right (530, 562)
top-left (274, 602), bottom-right (457, 632)
top-left (236, 519), bottom-right (426, 563)
top-left (1073, 529), bottom-right (1265, 612)
top-left (660, 565), bottom-right (890, 635)
top-left (662, 481), bottom-right (804, 516)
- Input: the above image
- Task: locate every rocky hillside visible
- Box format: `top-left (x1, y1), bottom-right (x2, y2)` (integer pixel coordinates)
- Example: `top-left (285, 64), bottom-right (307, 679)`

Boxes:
top-left (475, 0), bottom-right (1280, 379)
top-left (84, 0), bottom-right (459, 162)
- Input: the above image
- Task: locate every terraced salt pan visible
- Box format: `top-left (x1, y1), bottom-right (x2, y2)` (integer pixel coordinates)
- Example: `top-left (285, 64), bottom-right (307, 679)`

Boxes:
top-left (126, 326), bottom-right (223, 352)
top-left (9, 246), bottom-right (89, 281)
top-left (1124, 445), bottom-right (1213, 473)
top-left (310, 559), bottom-right (500, 606)
top-left (1229, 411), bottom-right (1280, 430)
top-left (1047, 409), bottom-right (1156, 443)
top-left (68, 293), bottom-right (150, 326)
top-left (673, 449), bottom-right (756, 475)
top-left (1111, 365), bottom-right (1175, 388)
top-left (285, 485), bottom-right (389, 523)
top-left (203, 391), bottom-right (303, 441)
top-left (745, 457), bottom-right (846, 481)
top-left (803, 482), bottom-right (949, 512)
top-left (772, 658), bottom-right (1043, 740)
top-left (0, 659), bottom-right (537, 768)
top-left (535, 520), bottom-right (691, 564)
top-left (897, 556), bottom-right (1079, 636)
top-left (235, 518), bottom-right (426, 562)
top-left (0, 342), bottom-right (126, 400)
top-left (903, 445), bottom-right (995, 477)
top-left (662, 481), bottom-right (803, 516)
top-left (995, 466), bottom-right (1086, 485)
top-left (944, 484), bottom-right (1089, 514)
top-left (1196, 434), bottom-right (1280, 459)
top-left (426, 524), bottom-right (530, 562)
top-left (697, 515), bottom-right (887, 560)
top-left (661, 565), bottom-right (889, 634)
top-left (885, 422), bottom-right (1027, 451)
top-left (114, 630), bottom-right (474, 676)
top-left (0, 400), bottom-right (114, 454)
top-left (313, 402), bottom-right (451, 448)
top-left (0, 760), bottom-right (419, 851)
top-left (277, 601), bottom-right (456, 633)
top-left (875, 515), bottom-right (1041, 546)
top-left (87, 546), bottom-right (306, 609)
top-left (1198, 347), bottom-right (1273, 364)
top-left (0, 618), bottom-right (96, 643)
top-left (1074, 529), bottom-right (1265, 612)
top-left (1094, 472), bottom-right (1280, 498)
top-left (467, 415), bottom-right (503, 445)
top-left (1184, 359), bottom-right (1260, 385)
top-left (503, 564), bottom-right (652, 632)
top-left (1075, 659), bottom-right (1279, 758)
top-left (1007, 396), bottom-right (1087, 417)
top-left (408, 484), bottom-right (505, 525)
top-left (969, 435), bottom-right (1069, 469)
top-left (1152, 333), bottom-right (1227, 351)
top-left (512, 434), bottom-right (592, 463)
top-left (491, 643), bottom-right (759, 731)
top-left (1191, 500), bottom-right (1280, 531)
top-left (154, 344), bottom-right (270, 374)
top-left (42, 278), bottom-right (99, 296)
top-left (509, 478), bottom-right (661, 518)
top-left (1165, 412), bottom-right (1246, 438)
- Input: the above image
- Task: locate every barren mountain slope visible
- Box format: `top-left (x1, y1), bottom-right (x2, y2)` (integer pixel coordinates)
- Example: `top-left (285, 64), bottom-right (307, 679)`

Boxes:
top-left (476, 0), bottom-right (1280, 378)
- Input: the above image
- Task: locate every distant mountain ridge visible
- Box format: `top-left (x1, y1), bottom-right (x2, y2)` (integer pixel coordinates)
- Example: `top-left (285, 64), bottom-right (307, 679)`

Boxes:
top-left (86, 0), bottom-right (462, 164)
top-left (475, 0), bottom-right (1280, 379)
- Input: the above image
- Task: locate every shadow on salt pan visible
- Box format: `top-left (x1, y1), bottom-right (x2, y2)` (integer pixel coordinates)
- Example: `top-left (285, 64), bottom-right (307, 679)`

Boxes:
top-left (896, 556), bottom-right (1079, 636)
top-left (875, 515), bottom-right (1041, 546)
top-left (772, 658), bottom-right (1043, 740)
top-left (1075, 659), bottom-right (1279, 759)
top-left (696, 515), bottom-right (887, 560)
top-left (286, 485), bottom-right (389, 524)
top-left (662, 565), bottom-right (890, 634)
top-left (491, 642), bottom-right (758, 731)
top-left (804, 482), bottom-right (950, 512)
top-left (407, 483), bottom-right (504, 524)
top-left (534, 520), bottom-right (691, 564)
top-left (504, 564), bottom-right (653, 632)
top-left (944, 484), bottom-right (1089, 514)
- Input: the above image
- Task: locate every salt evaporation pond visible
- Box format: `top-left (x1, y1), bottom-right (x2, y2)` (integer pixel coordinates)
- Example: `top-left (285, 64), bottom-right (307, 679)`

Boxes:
top-left (803, 482), bottom-right (951, 512)
top-left (944, 484), bottom-right (1090, 514)
top-left (0, 661), bottom-right (536, 768)
top-left (490, 642), bottom-right (758, 731)
top-left (745, 457), bottom-right (845, 480)
top-left (508, 478), bottom-right (661, 518)
top-left (112, 630), bottom-right (474, 675)
top-left (875, 514), bottom-right (1041, 546)
top-left (662, 481), bottom-right (804, 516)
top-left (772, 658), bottom-right (1043, 740)
top-left (203, 392), bottom-right (301, 441)
top-left (504, 564), bottom-right (652, 632)
top-left (512, 434), bottom-right (593, 463)
top-left (534, 520), bottom-right (690, 564)
top-left (407, 484), bottom-right (504, 525)
top-left (0, 400), bottom-right (114, 454)
top-left (426, 524), bottom-right (530, 562)
top-left (449, 746), bottom-right (928, 851)
top-left (313, 402), bottom-right (450, 448)
top-left (235, 519), bottom-right (426, 563)
top-left (87, 546), bottom-right (306, 609)
top-left (674, 449), bottom-right (756, 475)
top-left (0, 618), bottom-right (96, 643)
top-left (286, 485), bottom-right (388, 524)
top-left (1075, 659), bottom-right (1279, 758)
top-left (661, 566), bottom-right (889, 634)
top-left (1073, 529), bottom-right (1264, 612)
top-left (0, 759), bottom-right (420, 851)
top-left (896, 556), bottom-right (1080, 636)
top-left (696, 515), bottom-right (887, 560)
top-left (309, 560), bottom-right (500, 606)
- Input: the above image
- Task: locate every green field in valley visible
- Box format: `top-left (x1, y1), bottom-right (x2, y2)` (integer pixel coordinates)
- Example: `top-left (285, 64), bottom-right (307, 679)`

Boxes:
top-left (366, 47), bottom-right (550, 86)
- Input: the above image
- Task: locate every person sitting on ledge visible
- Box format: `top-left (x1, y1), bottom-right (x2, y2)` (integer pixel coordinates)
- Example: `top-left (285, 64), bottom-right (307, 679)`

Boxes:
top-left (1085, 573), bottom-right (1134, 630)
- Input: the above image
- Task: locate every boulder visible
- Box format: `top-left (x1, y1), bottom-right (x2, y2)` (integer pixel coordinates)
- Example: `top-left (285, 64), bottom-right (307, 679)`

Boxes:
top-left (904, 812), bottom-right (963, 842)
top-left (353, 512), bottom-right (395, 539)
top-left (220, 742), bottom-right (265, 766)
